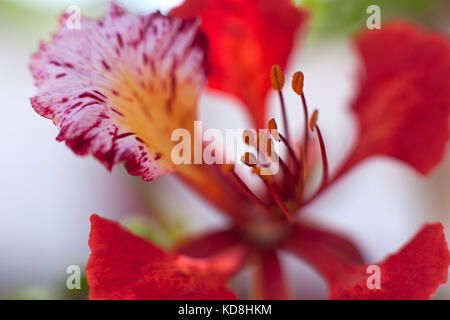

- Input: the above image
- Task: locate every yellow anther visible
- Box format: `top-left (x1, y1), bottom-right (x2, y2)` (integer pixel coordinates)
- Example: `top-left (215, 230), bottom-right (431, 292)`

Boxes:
top-left (268, 118), bottom-right (280, 142)
top-left (292, 71), bottom-right (304, 95)
top-left (268, 118), bottom-right (278, 131)
top-left (309, 109), bottom-right (318, 132)
top-left (270, 65), bottom-right (285, 91)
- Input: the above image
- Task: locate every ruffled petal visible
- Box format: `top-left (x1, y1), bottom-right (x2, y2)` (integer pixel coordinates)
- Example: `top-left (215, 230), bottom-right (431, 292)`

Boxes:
top-left (171, 0), bottom-right (308, 127)
top-left (284, 223), bottom-right (450, 300)
top-left (30, 2), bottom-right (208, 180)
top-left (87, 214), bottom-right (248, 300)
top-left (339, 22), bottom-right (450, 177)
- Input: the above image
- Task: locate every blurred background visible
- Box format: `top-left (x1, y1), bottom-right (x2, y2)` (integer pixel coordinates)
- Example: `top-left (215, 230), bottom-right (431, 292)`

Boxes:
top-left (0, 0), bottom-right (449, 299)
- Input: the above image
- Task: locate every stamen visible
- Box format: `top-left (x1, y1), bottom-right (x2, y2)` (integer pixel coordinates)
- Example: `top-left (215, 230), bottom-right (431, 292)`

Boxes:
top-left (243, 129), bottom-right (257, 147)
top-left (270, 65), bottom-right (285, 91)
top-left (240, 70), bottom-right (332, 217)
top-left (268, 118), bottom-right (280, 142)
top-left (298, 146), bottom-right (307, 201)
top-left (243, 132), bottom-right (275, 170)
top-left (309, 109), bottom-right (318, 131)
top-left (292, 71), bottom-right (309, 161)
top-left (266, 139), bottom-right (279, 165)
top-left (273, 136), bottom-right (297, 200)
top-left (256, 131), bottom-right (268, 154)
top-left (241, 152), bottom-right (258, 167)
top-left (279, 133), bottom-right (300, 170)
top-left (309, 110), bottom-right (329, 186)
top-left (243, 130), bottom-right (269, 155)
top-left (260, 139), bottom-right (295, 197)
top-left (269, 118), bottom-right (299, 174)
top-left (251, 167), bottom-right (274, 184)
top-left (252, 167), bottom-right (294, 223)
top-left (278, 156), bottom-right (297, 186)
top-left (221, 164), bottom-right (273, 217)
top-left (300, 147), bottom-right (307, 183)
top-left (266, 139), bottom-right (273, 158)
top-left (291, 71), bottom-right (304, 95)
top-left (270, 65), bottom-right (290, 143)
top-left (265, 182), bottom-right (295, 223)
top-left (264, 132), bottom-right (296, 196)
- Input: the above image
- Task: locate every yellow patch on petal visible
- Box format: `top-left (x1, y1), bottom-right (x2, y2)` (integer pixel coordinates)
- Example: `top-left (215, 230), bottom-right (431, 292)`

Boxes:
top-left (107, 65), bottom-right (199, 171)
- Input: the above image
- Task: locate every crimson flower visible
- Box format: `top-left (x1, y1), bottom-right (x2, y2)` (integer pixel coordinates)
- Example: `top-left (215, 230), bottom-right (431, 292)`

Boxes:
top-left (30, 2), bottom-right (450, 299)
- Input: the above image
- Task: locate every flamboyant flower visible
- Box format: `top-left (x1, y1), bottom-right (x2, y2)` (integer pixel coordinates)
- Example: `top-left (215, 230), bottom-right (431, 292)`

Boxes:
top-left (30, 1), bottom-right (450, 299)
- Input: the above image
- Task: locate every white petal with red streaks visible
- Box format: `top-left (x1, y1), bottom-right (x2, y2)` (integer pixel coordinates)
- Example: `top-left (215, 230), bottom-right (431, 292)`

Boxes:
top-left (30, 2), bottom-right (207, 181)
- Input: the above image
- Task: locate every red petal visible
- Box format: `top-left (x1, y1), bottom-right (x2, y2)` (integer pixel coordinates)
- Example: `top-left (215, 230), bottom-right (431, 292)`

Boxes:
top-left (339, 22), bottom-right (450, 177)
top-left (287, 222), bottom-right (365, 264)
top-left (284, 223), bottom-right (450, 299)
top-left (30, 2), bottom-right (208, 181)
top-left (171, 0), bottom-right (308, 127)
top-left (254, 251), bottom-right (288, 300)
top-left (87, 215), bottom-right (248, 299)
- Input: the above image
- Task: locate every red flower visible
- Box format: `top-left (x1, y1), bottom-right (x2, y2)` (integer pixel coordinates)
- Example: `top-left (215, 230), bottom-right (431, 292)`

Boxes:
top-left (30, 2), bottom-right (450, 299)
top-left (88, 215), bottom-right (449, 299)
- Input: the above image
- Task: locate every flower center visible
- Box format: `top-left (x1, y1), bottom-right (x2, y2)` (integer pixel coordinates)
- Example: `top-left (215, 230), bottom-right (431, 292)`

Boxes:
top-left (221, 65), bottom-right (330, 224)
top-left (239, 219), bottom-right (292, 250)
